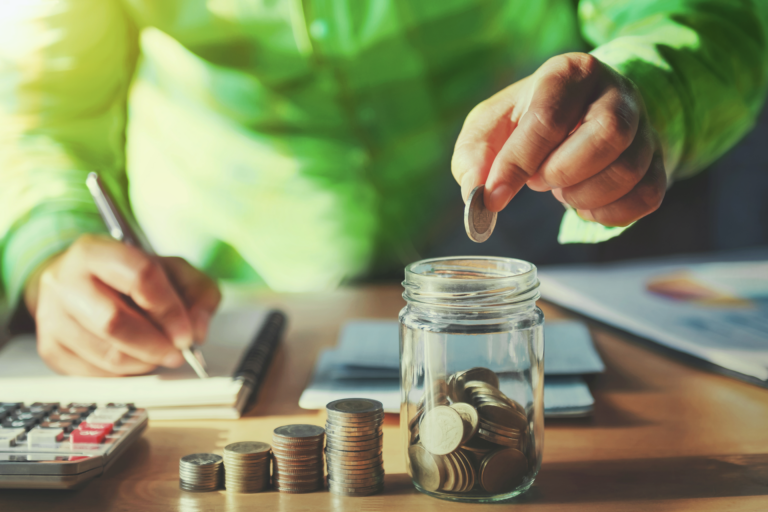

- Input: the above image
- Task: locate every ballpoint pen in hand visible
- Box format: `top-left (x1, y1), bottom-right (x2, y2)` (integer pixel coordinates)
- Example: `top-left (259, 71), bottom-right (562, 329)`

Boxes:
top-left (85, 172), bottom-right (209, 378)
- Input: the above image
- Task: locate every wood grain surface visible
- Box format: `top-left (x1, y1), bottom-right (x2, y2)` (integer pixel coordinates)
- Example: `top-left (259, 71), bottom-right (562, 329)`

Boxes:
top-left (2, 284), bottom-right (767, 511)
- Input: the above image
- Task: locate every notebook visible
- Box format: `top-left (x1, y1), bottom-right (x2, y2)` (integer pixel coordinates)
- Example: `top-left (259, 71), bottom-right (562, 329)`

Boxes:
top-left (0, 308), bottom-right (285, 419)
top-left (299, 319), bottom-right (602, 418)
top-left (538, 249), bottom-right (768, 386)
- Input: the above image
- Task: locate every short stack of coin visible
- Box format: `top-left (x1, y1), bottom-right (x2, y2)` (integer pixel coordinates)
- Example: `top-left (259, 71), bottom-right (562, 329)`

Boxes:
top-left (408, 367), bottom-right (533, 496)
top-left (179, 453), bottom-right (223, 492)
top-left (223, 441), bottom-right (271, 493)
top-left (271, 425), bottom-right (326, 493)
top-left (325, 398), bottom-right (385, 496)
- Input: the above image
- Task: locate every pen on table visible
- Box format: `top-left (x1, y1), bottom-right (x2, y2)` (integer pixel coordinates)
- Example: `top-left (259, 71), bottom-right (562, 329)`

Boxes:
top-left (85, 172), bottom-right (210, 379)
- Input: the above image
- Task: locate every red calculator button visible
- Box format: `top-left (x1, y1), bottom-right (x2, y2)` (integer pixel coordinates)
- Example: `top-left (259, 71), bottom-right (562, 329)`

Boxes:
top-left (70, 429), bottom-right (106, 444)
top-left (78, 422), bottom-right (113, 435)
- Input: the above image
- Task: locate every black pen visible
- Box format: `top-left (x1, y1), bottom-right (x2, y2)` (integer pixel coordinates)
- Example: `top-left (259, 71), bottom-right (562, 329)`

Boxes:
top-left (85, 172), bottom-right (209, 378)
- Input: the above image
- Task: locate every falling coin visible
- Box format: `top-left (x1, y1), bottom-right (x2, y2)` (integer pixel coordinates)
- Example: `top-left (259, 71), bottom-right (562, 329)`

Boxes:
top-left (464, 185), bottom-right (497, 243)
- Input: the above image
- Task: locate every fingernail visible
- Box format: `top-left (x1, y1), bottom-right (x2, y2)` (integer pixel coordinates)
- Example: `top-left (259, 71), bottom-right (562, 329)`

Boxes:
top-left (460, 174), bottom-right (477, 203)
top-left (577, 209), bottom-right (595, 222)
top-left (486, 184), bottom-right (514, 212)
top-left (162, 350), bottom-right (185, 368)
top-left (194, 311), bottom-right (211, 343)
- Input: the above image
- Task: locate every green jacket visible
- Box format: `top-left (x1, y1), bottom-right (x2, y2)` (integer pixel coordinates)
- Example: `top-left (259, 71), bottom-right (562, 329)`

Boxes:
top-left (1, 0), bottom-right (766, 304)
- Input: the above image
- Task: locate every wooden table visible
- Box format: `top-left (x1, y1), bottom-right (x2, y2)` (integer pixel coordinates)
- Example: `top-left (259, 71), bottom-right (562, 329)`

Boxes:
top-left (3, 285), bottom-right (768, 511)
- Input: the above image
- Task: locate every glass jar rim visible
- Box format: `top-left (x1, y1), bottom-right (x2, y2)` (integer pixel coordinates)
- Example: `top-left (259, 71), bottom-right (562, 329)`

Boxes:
top-left (403, 256), bottom-right (539, 308)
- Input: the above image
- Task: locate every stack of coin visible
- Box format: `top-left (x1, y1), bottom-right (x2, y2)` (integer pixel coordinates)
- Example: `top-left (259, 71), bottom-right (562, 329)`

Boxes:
top-left (325, 398), bottom-right (385, 496)
top-left (271, 424), bottom-right (325, 493)
top-left (408, 367), bottom-right (534, 496)
top-left (179, 453), bottom-right (224, 492)
top-left (223, 441), bottom-right (271, 493)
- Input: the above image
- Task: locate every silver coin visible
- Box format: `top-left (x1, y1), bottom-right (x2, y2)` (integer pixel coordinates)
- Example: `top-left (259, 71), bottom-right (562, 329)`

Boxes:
top-left (329, 475), bottom-right (385, 486)
top-left (274, 470), bottom-right (323, 476)
top-left (326, 398), bottom-right (383, 416)
top-left (224, 441), bottom-right (271, 456)
top-left (327, 465), bottom-right (384, 477)
top-left (272, 444), bottom-right (324, 453)
top-left (273, 424), bottom-right (325, 439)
top-left (325, 454), bottom-right (383, 466)
top-left (464, 185), bottom-right (497, 243)
top-left (274, 486), bottom-right (323, 494)
top-left (180, 453), bottom-right (223, 466)
top-left (326, 441), bottom-right (382, 452)
top-left (271, 459), bottom-right (322, 465)
top-left (180, 482), bottom-right (219, 492)
top-left (325, 425), bottom-right (382, 435)
top-left (327, 411), bottom-right (384, 425)
top-left (328, 482), bottom-right (384, 495)
top-left (325, 447), bottom-right (382, 459)
top-left (326, 463), bottom-right (383, 474)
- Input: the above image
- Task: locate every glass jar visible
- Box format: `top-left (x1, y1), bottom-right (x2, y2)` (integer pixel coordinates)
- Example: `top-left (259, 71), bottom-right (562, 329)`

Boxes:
top-left (399, 256), bottom-right (544, 503)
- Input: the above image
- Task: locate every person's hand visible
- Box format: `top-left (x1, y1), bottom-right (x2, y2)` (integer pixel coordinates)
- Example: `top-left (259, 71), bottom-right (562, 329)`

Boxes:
top-left (24, 234), bottom-right (221, 376)
top-left (452, 52), bottom-right (667, 227)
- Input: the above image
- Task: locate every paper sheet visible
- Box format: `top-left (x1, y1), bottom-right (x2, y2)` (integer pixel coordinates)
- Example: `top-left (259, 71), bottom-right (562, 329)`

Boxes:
top-left (0, 308), bottom-right (267, 416)
top-left (539, 252), bottom-right (768, 383)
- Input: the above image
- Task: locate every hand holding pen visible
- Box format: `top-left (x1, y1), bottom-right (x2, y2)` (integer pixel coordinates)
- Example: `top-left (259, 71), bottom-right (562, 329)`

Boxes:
top-left (22, 174), bottom-right (220, 377)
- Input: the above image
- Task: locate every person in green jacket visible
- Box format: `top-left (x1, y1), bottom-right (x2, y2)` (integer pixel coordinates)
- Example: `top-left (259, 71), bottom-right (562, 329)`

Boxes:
top-left (0, 1), bottom-right (766, 376)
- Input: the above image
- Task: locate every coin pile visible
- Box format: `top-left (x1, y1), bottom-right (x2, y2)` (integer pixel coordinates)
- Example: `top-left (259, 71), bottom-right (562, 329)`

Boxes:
top-left (223, 441), bottom-right (271, 493)
top-left (271, 424), bottom-right (326, 493)
top-left (325, 398), bottom-right (385, 496)
top-left (179, 453), bottom-right (224, 492)
top-left (408, 367), bottom-right (533, 496)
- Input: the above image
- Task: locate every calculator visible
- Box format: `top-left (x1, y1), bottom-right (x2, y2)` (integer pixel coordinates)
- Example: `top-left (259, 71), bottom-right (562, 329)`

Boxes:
top-left (0, 402), bottom-right (148, 489)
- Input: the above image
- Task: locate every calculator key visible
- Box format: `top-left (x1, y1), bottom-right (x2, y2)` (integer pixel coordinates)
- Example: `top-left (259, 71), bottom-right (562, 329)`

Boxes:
top-left (39, 421), bottom-right (74, 432)
top-left (0, 402), bottom-right (23, 410)
top-left (47, 413), bottom-right (82, 422)
top-left (107, 403), bottom-right (135, 410)
top-left (70, 429), bottom-right (106, 444)
top-left (0, 428), bottom-right (26, 440)
top-left (27, 428), bottom-right (64, 444)
top-left (2, 419), bottom-right (36, 430)
top-left (66, 403), bottom-right (97, 410)
top-left (12, 411), bottom-right (45, 421)
top-left (89, 408), bottom-right (127, 423)
top-left (78, 422), bottom-right (114, 435)
top-left (60, 407), bottom-right (90, 416)
top-left (29, 403), bottom-right (58, 414)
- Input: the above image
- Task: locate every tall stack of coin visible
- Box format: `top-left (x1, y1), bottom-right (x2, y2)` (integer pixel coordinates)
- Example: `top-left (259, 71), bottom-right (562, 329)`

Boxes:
top-left (223, 441), bottom-right (271, 493)
top-left (179, 453), bottom-right (224, 492)
top-left (407, 367), bottom-right (533, 496)
top-left (325, 398), bottom-right (385, 496)
top-left (271, 425), bottom-right (325, 493)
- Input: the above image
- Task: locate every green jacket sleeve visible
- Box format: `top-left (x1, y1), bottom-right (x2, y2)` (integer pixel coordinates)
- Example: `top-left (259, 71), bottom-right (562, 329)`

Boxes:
top-left (0, 0), bottom-right (137, 307)
top-left (581, 0), bottom-right (768, 180)
top-left (559, 0), bottom-right (768, 244)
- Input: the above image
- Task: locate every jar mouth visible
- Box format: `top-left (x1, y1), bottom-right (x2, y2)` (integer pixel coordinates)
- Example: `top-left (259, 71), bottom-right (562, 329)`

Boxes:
top-left (403, 256), bottom-right (539, 308)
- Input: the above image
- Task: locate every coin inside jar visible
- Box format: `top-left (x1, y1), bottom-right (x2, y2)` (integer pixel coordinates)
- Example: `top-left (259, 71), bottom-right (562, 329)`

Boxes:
top-left (419, 406), bottom-right (465, 456)
top-left (464, 185), bottom-right (497, 243)
top-left (408, 444), bottom-right (445, 492)
top-left (449, 402), bottom-right (479, 443)
top-left (480, 448), bottom-right (528, 493)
